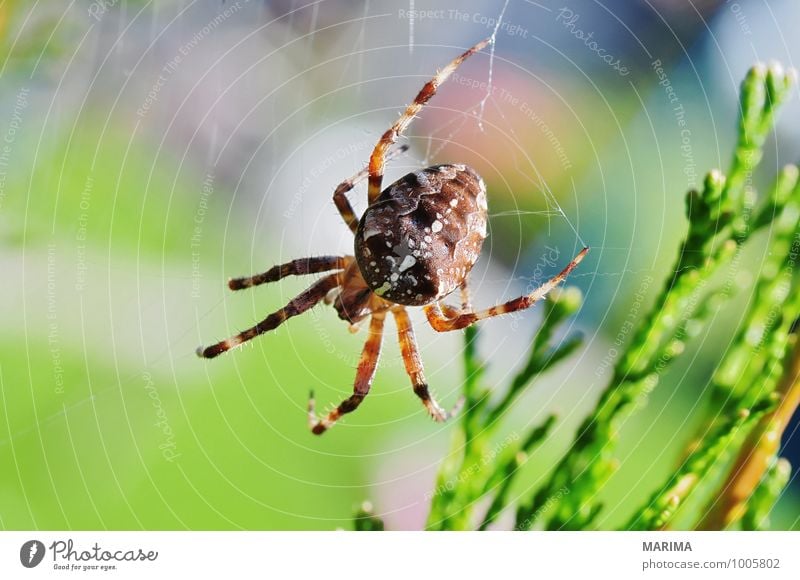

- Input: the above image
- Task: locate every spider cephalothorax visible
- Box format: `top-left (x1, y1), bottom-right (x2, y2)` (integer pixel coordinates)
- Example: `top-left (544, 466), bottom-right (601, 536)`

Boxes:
top-left (197, 38), bottom-right (588, 435)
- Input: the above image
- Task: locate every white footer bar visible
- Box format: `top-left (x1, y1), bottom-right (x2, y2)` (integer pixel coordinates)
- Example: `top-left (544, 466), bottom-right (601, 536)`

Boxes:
top-left (1, 531), bottom-right (797, 579)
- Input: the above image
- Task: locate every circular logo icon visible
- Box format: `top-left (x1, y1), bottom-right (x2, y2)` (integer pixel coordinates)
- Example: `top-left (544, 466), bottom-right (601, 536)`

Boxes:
top-left (20, 540), bottom-right (45, 568)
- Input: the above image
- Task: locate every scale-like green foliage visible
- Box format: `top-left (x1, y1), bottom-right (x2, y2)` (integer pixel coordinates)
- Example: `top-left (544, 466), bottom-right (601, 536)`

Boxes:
top-left (353, 62), bottom-right (800, 532)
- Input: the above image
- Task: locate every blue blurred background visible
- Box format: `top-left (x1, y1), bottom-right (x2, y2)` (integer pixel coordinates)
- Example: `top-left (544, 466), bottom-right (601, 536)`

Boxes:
top-left (1, 0), bottom-right (799, 529)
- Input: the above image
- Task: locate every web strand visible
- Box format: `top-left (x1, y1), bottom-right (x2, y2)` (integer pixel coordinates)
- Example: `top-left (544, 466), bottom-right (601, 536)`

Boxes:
top-left (476, 0), bottom-right (510, 132)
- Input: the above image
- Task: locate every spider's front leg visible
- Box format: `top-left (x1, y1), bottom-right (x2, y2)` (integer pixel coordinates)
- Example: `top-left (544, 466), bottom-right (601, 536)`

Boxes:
top-left (424, 247), bottom-right (589, 332)
top-left (367, 37), bottom-right (492, 204)
top-left (332, 145), bottom-right (410, 233)
top-left (392, 306), bottom-right (464, 422)
top-left (308, 311), bottom-right (386, 434)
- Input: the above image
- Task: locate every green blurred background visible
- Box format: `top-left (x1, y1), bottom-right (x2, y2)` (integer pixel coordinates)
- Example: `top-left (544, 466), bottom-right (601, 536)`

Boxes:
top-left (1, 0), bottom-right (799, 530)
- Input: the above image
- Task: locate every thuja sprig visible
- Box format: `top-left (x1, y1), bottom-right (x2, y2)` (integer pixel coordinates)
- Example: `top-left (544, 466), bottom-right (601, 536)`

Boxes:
top-left (478, 414), bottom-right (556, 530)
top-left (698, 337), bottom-right (800, 530)
top-left (708, 172), bottom-right (800, 413)
top-left (353, 501), bottom-right (385, 531)
top-left (627, 173), bottom-right (800, 531)
top-left (350, 62), bottom-right (798, 532)
top-left (740, 458), bottom-right (792, 531)
top-left (424, 287), bottom-right (583, 531)
top-left (628, 398), bottom-right (775, 530)
top-left (515, 62), bottom-right (796, 531)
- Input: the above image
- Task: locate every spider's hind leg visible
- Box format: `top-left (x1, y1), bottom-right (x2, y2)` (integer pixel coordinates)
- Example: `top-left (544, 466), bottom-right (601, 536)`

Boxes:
top-left (308, 311), bottom-right (386, 434)
top-left (197, 272), bottom-right (341, 359)
top-left (393, 306), bottom-right (464, 422)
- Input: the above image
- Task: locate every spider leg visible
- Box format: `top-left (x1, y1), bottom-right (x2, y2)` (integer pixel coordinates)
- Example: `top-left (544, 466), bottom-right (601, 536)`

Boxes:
top-left (424, 247), bottom-right (589, 332)
top-left (334, 145), bottom-right (410, 233)
top-left (308, 311), bottom-right (386, 434)
top-left (367, 37), bottom-right (492, 204)
top-left (228, 256), bottom-right (350, 291)
top-left (393, 306), bottom-right (464, 422)
top-left (459, 278), bottom-right (472, 311)
top-left (196, 272), bottom-right (340, 359)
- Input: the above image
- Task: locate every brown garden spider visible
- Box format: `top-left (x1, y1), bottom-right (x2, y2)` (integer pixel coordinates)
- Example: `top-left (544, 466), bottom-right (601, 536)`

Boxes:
top-left (197, 37), bottom-right (588, 434)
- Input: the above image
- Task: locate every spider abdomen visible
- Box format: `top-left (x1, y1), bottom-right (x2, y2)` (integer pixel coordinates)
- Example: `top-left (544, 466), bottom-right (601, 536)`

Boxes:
top-left (355, 164), bottom-right (488, 306)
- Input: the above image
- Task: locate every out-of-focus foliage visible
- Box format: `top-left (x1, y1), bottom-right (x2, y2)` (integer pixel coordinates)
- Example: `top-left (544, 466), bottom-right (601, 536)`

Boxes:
top-left (354, 63), bottom-right (800, 531)
top-left (0, 1), bottom-right (64, 73)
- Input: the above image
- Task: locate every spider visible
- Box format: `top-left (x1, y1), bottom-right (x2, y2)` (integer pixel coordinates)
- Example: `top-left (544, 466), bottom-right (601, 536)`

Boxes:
top-left (197, 37), bottom-right (588, 435)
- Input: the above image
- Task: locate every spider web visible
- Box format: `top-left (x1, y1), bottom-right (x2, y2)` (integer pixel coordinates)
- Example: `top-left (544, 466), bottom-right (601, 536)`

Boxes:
top-left (0, 0), bottom-right (587, 484)
top-left (0, 0), bottom-right (585, 445)
top-left (403, 0), bottom-right (586, 250)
